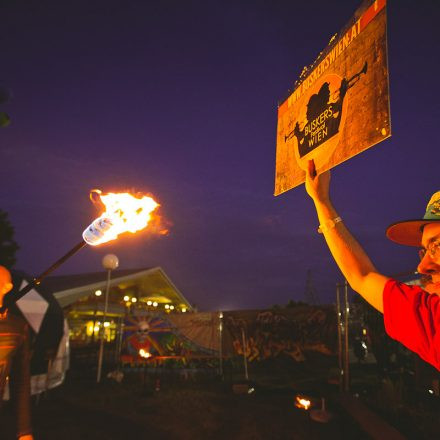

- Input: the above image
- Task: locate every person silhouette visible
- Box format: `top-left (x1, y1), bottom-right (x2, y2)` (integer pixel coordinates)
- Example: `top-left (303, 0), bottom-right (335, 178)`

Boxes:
top-left (0, 266), bottom-right (33, 440)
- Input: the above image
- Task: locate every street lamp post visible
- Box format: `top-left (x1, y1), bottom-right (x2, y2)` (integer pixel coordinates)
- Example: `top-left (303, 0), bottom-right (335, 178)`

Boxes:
top-left (97, 254), bottom-right (119, 383)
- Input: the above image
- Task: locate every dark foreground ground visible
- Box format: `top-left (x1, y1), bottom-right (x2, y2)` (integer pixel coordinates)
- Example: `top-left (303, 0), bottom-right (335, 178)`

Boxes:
top-left (3, 360), bottom-right (440, 439)
top-left (1, 371), bottom-right (368, 440)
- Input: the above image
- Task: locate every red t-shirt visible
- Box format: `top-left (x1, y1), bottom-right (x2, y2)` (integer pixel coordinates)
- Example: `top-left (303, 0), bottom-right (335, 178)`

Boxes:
top-left (383, 279), bottom-right (440, 371)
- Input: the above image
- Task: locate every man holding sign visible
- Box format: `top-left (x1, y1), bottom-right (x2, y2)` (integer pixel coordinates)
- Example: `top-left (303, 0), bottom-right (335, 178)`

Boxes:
top-left (306, 160), bottom-right (440, 371)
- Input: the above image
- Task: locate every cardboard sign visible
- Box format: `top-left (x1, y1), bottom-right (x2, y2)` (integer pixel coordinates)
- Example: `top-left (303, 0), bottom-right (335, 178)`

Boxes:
top-left (274, 0), bottom-right (391, 195)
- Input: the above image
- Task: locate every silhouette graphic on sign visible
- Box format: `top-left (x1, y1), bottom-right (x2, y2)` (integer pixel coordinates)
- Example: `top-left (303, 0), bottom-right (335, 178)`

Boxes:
top-left (285, 62), bottom-right (367, 158)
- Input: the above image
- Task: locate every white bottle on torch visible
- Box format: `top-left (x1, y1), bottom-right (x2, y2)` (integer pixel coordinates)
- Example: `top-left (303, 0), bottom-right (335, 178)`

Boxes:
top-left (82, 217), bottom-right (114, 245)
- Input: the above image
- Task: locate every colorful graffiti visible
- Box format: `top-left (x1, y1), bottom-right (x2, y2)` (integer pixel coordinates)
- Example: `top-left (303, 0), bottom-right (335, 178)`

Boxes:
top-left (120, 307), bottom-right (337, 365)
top-left (224, 307), bottom-right (337, 362)
top-left (121, 313), bottom-right (217, 364)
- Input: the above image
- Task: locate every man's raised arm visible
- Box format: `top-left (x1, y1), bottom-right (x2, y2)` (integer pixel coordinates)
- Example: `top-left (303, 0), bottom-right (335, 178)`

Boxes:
top-left (305, 160), bottom-right (389, 312)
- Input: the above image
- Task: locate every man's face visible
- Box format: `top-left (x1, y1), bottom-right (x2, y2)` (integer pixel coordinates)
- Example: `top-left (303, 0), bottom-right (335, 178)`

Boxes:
top-left (417, 223), bottom-right (440, 294)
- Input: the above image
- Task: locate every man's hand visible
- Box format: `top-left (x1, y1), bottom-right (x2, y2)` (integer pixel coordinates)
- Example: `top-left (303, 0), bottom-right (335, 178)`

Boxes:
top-left (305, 160), bottom-right (330, 204)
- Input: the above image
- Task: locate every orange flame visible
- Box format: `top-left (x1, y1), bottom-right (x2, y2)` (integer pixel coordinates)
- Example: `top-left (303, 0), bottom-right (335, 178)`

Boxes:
top-left (139, 349), bottom-right (152, 359)
top-left (82, 189), bottom-right (160, 246)
top-left (295, 396), bottom-right (311, 410)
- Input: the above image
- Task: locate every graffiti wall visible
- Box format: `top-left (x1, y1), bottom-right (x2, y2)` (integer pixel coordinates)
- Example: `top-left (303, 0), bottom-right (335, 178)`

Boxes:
top-left (224, 307), bottom-right (337, 362)
top-left (121, 306), bottom-right (336, 365)
top-left (121, 312), bottom-right (219, 363)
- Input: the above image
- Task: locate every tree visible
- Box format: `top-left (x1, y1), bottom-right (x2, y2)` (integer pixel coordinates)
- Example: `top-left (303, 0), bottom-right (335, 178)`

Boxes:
top-left (0, 210), bottom-right (19, 268)
top-left (0, 86), bottom-right (12, 127)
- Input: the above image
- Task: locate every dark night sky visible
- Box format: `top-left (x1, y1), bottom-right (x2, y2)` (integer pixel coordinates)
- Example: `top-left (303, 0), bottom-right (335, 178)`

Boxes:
top-left (1, 0), bottom-right (439, 310)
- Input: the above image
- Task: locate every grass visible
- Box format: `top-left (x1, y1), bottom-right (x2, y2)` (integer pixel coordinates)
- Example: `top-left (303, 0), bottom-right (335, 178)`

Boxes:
top-left (12, 367), bottom-right (369, 440)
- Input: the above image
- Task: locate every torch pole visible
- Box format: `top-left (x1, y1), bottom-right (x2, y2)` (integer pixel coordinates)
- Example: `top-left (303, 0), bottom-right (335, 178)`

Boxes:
top-left (343, 280), bottom-right (350, 392)
top-left (336, 283), bottom-right (343, 391)
top-left (241, 327), bottom-right (249, 381)
top-left (0, 240), bottom-right (87, 313)
top-left (97, 268), bottom-right (112, 383)
top-left (115, 316), bottom-right (124, 365)
top-left (218, 311), bottom-right (223, 378)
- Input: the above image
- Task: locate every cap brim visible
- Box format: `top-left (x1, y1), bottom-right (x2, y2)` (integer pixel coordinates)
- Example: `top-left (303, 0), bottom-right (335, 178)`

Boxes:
top-left (386, 219), bottom-right (440, 247)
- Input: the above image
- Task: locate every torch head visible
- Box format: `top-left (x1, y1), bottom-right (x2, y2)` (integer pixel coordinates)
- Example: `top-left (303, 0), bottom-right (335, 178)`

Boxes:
top-left (82, 216), bottom-right (114, 245)
top-left (82, 190), bottom-right (160, 246)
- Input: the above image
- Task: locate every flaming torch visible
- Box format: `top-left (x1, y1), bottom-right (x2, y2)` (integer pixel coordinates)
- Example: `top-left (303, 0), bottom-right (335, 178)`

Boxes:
top-left (0, 189), bottom-right (161, 313)
top-left (139, 349), bottom-right (152, 359)
top-left (295, 395), bottom-right (312, 411)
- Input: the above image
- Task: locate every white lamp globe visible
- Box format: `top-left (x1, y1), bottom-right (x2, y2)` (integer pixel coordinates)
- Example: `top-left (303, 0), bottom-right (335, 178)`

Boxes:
top-left (102, 254), bottom-right (119, 270)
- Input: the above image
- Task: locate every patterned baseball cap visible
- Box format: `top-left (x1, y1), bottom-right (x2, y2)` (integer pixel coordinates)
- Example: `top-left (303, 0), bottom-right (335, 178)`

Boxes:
top-left (386, 191), bottom-right (440, 246)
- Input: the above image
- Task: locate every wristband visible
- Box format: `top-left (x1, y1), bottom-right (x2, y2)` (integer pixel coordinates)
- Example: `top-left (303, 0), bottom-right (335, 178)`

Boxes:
top-left (318, 216), bottom-right (342, 234)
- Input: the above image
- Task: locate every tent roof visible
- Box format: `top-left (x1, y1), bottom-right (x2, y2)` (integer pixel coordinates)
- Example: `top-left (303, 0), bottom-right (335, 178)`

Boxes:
top-left (43, 268), bottom-right (152, 292)
top-left (43, 267), bottom-right (192, 310)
